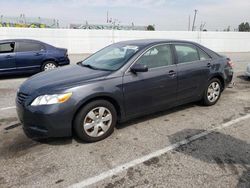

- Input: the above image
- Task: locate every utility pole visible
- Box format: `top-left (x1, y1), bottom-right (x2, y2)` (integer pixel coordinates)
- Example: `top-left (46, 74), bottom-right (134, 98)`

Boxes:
top-left (106, 11), bottom-right (109, 23)
top-left (192, 9), bottom-right (198, 31)
top-left (188, 15), bottom-right (191, 31)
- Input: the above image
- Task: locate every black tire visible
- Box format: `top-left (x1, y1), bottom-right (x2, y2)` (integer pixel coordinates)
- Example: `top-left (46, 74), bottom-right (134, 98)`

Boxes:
top-left (73, 100), bottom-right (117, 142)
top-left (203, 78), bottom-right (222, 106)
top-left (41, 61), bottom-right (58, 71)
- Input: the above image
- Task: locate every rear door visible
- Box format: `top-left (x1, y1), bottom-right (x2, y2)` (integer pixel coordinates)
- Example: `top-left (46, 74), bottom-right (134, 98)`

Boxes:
top-left (0, 42), bottom-right (16, 73)
top-left (15, 41), bottom-right (46, 72)
top-left (174, 43), bottom-right (212, 103)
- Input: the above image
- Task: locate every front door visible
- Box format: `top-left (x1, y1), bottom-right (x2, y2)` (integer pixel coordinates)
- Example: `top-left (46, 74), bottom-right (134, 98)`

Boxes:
top-left (123, 44), bottom-right (177, 118)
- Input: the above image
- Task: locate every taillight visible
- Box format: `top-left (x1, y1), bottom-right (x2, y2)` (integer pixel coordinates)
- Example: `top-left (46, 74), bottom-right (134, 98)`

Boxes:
top-left (226, 58), bottom-right (233, 68)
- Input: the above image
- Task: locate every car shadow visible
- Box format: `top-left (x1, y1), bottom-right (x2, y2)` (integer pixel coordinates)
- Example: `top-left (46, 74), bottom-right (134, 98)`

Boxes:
top-left (168, 129), bottom-right (250, 187)
top-left (0, 74), bottom-right (33, 80)
top-left (237, 75), bottom-right (250, 82)
top-left (117, 102), bottom-right (201, 130)
top-left (36, 134), bottom-right (94, 145)
top-left (35, 102), bottom-right (205, 144)
top-left (36, 137), bottom-right (73, 146)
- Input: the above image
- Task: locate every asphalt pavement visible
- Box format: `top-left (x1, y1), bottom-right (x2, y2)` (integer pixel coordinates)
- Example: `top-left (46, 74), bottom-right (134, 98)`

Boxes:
top-left (0, 53), bottom-right (249, 188)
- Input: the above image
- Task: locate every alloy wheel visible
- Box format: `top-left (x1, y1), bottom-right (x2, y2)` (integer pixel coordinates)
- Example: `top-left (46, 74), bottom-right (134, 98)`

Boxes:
top-left (83, 107), bottom-right (112, 137)
top-left (44, 63), bottom-right (57, 71)
top-left (207, 81), bottom-right (221, 103)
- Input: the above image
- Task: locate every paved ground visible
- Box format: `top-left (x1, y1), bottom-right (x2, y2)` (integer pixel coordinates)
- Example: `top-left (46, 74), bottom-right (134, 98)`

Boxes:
top-left (0, 53), bottom-right (249, 188)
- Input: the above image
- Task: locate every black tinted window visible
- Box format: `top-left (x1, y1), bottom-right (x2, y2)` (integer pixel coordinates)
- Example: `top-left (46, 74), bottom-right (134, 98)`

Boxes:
top-left (175, 45), bottom-right (199, 63)
top-left (17, 42), bottom-right (45, 52)
top-left (0, 43), bottom-right (15, 53)
top-left (198, 48), bottom-right (211, 60)
top-left (137, 44), bottom-right (173, 69)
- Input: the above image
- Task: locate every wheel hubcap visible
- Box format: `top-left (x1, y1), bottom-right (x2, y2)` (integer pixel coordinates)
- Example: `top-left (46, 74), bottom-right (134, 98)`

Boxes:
top-left (44, 63), bottom-right (56, 71)
top-left (83, 107), bottom-right (112, 137)
top-left (207, 82), bottom-right (220, 103)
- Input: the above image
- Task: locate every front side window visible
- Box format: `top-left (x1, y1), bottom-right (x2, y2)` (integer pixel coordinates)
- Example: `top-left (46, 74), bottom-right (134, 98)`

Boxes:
top-left (17, 42), bottom-right (45, 52)
top-left (0, 43), bottom-right (15, 53)
top-left (136, 44), bottom-right (173, 69)
top-left (175, 45), bottom-right (199, 64)
top-left (81, 44), bottom-right (140, 71)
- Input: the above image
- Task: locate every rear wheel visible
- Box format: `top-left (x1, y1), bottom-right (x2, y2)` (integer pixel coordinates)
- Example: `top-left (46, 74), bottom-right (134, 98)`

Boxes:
top-left (42, 61), bottom-right (57, 71)
top-left (73, 100), bottom-right (117, 142)
top-left (203, 78), bottom-right (222, 106)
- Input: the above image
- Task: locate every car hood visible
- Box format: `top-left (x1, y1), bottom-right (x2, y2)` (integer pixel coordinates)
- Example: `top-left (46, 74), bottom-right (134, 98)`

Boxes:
top-left (19, 65), bottom-right (111, 95)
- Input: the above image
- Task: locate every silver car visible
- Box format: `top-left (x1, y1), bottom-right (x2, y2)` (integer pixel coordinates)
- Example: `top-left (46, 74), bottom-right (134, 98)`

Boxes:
top-left (246, 64), bottom-right (250, 78)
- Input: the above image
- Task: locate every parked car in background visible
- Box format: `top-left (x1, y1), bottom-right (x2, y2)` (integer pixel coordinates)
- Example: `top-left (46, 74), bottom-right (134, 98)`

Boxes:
top-left (16, 39), bottom-right (233, 142)
top-left (0, 39), bottom-right (69, 76)
top-left (246, 64), bottom-right (250, 78)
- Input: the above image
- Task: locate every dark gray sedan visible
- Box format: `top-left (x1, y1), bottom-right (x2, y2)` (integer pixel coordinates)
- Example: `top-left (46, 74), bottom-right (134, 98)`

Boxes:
top-left (16, 39), bottom-right (233, 142)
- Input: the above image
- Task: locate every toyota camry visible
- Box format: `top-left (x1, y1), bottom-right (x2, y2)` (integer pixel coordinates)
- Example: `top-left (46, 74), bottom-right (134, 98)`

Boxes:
top-left (16, 39), bottom-right (234, 142)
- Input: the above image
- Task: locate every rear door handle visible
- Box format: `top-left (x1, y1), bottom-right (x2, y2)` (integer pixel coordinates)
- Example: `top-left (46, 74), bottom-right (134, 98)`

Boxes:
top-left (207, 63), bottom-right (211, 67)
top-left (35, 52), bottom-right (42, 56)
top-left (168, 70), bottom-right (176, 77)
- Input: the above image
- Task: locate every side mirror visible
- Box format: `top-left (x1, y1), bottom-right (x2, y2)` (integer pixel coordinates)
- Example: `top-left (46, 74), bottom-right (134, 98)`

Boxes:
top-left (130, 64), bottom-right (148, 73)
top-left (76, 61), bottom-right (83, 65)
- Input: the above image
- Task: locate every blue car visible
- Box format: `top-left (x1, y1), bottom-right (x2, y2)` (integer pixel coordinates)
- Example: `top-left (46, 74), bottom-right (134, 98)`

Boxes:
top-left (0, 39), bottom-right (70, 76)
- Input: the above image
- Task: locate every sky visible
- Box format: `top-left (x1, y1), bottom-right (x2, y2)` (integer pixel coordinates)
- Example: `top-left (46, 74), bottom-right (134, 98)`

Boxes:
top-left (0, 0), bottom-right (250, 31)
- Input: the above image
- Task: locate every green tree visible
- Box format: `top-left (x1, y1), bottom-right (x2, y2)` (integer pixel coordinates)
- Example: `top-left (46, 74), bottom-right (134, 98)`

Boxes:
top-left (239, 22), bottom-right (250, 32)
top-left (147, 25), bottom-right (155, 31)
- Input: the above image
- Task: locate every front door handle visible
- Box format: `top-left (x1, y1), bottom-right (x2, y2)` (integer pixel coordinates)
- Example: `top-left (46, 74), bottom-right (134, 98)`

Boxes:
top-left (5, 55), bottom-right (12, 58)
top-left (207, 63), bottom-right (211, 67)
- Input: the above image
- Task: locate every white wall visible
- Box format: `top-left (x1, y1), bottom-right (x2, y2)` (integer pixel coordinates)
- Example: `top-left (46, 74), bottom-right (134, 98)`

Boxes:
top-left (0, 27), bottom-right (250, 54)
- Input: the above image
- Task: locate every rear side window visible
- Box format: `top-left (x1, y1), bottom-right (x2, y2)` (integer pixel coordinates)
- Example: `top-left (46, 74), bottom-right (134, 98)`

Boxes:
top-left (0, 43), bottom-right (15, 53)
top-left (198, 48), bottom-right (211, 60)
top-left (17, 42), bottom-right (45, 52)
top-left (175, 45), bottom-right (199, 63)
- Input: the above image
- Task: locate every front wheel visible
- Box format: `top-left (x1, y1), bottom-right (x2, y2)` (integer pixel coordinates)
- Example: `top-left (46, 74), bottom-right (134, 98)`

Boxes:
top-left (203, 78), bottom-right (222, 106)
top-left (73, 100), bottom-right (117, 142)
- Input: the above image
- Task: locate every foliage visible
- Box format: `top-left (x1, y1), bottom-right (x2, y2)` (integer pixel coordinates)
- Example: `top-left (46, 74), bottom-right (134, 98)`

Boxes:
top-left (147, 25), bottom-right (155, 31)
top-left (239, 22), bottom-right (250, 32)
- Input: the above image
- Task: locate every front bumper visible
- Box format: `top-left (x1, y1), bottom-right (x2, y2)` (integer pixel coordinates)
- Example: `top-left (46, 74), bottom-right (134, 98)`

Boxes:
top-left (16, 99), bottom-right (74, 139)
top-left (246, 70), bottom-right (250, 77)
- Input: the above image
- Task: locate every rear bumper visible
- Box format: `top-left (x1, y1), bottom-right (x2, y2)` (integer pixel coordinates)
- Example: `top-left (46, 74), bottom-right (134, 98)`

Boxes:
top-left (224, 69), bottom-right (233, 88)
top-left (58, 57), bottom-right (70, 66)
top-left (16, 99), bottom-right (74, 139)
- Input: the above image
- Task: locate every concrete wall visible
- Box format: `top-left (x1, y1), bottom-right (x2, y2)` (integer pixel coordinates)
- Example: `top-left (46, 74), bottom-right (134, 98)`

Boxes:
top-left (0, 27), bottom-right (250, 54)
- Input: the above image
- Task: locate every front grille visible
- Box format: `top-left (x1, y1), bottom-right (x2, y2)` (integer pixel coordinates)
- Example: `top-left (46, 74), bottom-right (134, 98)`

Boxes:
top-left (17, 92), bottom-right (29, 105)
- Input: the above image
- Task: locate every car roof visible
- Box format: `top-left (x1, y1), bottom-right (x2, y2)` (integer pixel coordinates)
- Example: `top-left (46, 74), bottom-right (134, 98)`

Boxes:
top-left (115, 39), bottom-right (200, 47)
top-left (0, 39), bottom-right (44, 44)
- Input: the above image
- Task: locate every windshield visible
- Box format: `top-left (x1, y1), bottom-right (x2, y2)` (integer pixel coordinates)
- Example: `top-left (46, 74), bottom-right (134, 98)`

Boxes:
top-left (81, 44), bottom-right (140, 71)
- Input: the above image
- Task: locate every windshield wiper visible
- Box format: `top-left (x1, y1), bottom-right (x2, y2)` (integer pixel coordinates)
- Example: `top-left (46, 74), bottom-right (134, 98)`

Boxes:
top-left (82, 64), bottom-right (98, 70)
top-left (82, 64), bottom-right (112, 71)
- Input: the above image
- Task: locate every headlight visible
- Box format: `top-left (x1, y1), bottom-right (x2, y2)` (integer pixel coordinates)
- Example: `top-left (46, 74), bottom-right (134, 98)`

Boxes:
top-left (31, 93), bottom-right (72, 106)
